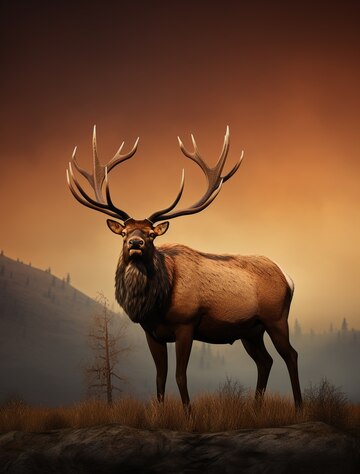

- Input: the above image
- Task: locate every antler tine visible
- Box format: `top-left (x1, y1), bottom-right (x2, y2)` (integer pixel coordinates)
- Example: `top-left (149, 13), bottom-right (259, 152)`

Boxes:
top-left (107, 136), bottom-right (140, 172)
top-left (68, 161), bottom-right (123, 215)
top-left (66, 167), bottom-right (120, 219)
top-left (92, 125), bottom-right (104, 202)
top-left (147, 169), bottom-right (185, 223)
top-left (178, 135), bottom-right (208, 175)
top-left (178, 127), bottom-right (230, 184)
top-left (71, 146), bottom-right (95, 190)
top-left (148, 127), bottom-right (242, 223)
top-left (152, 181), bottom-right (224, 221)
top-left (213, 125), bottom-right (230, 177)
top-left (66, 126), bottom-right (138, 221)
top-left (104, 167), bottom-right (130, 221)
top-left (222, 150), bottom-right (244, 183)
top-left (180, 127), bottom-right (230, 194)
top-left (91, 126), bottom-right (140, 203)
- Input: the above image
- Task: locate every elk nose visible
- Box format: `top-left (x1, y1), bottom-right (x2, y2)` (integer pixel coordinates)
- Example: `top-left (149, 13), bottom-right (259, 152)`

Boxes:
top-left (128, 238), bottom-right (144, 248)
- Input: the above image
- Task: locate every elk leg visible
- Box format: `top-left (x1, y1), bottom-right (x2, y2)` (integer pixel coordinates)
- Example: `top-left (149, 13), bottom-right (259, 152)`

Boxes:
top-left (241, 332), bottom-right (273, 400)
top-left (175, 325), bottom-right (194, 413)
top-left (145, 332), bottom-right (168, 403)
top-left (266, 319), bottom-right (302, 409)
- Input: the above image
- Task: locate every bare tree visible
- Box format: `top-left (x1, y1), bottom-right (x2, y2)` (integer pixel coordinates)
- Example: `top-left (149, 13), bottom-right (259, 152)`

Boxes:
top-left (86, 293), bottom-right (130, 404)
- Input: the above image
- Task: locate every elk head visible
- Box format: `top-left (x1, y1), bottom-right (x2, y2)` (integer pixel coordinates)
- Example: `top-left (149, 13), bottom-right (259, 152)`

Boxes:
top-left (106, 219), bottom-right (169, 265)
top-left (66, 125), bottom-right (244, 252)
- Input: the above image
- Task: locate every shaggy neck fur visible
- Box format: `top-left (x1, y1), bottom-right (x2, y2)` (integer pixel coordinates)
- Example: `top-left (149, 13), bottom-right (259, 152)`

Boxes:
top-left (115, 249), bottom-right (173, 326)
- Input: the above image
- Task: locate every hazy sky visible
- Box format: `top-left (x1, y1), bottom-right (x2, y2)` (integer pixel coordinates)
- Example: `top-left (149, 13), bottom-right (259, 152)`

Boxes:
top-left (1, 0), bottom-right (359, 331)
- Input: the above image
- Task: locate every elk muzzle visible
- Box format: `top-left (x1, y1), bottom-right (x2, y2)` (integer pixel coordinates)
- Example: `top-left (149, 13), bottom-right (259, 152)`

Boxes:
top-left (128, 237), bottom-right (145, 256)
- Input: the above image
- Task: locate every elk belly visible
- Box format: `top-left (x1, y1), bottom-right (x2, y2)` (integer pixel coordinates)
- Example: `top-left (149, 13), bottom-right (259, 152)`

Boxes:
top-left (194, 314), bottom-right (263, 344)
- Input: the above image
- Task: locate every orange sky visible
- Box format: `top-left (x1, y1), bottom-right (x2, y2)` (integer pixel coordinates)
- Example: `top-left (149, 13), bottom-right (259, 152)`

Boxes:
top-left (1, 1), bottom-right (359, 331)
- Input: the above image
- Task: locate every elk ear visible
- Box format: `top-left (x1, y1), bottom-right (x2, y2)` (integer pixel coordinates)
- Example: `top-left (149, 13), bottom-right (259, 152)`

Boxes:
top-left (154, 221), bottom-right (169, 236)
top-left (107, 219), bottom-right (125, 235)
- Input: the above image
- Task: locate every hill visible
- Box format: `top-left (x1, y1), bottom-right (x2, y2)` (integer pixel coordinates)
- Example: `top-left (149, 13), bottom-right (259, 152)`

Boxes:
top-left (0, 254), bottom-right (116, 405)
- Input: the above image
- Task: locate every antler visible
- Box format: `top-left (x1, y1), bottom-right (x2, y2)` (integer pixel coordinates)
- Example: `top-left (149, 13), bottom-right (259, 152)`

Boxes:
top-left (66, 125), bottom-right (139, 221)
top-left (148, 126), bottom-right (244, 223)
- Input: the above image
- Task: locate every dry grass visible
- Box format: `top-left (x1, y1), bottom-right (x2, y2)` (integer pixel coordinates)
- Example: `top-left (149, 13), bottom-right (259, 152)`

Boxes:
top-left (1, 379), bottom-right (359, 434)
top-left (303, 378), bottom-right (351, 429)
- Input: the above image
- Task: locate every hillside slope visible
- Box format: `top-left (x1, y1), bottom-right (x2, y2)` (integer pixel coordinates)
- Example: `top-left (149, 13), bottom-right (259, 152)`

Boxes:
top-left (0, 254), bottom-right (123, 405)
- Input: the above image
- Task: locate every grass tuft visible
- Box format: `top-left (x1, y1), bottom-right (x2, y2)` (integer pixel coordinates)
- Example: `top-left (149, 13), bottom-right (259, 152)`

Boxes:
top-left (303, 378), bottom-right (349, 428)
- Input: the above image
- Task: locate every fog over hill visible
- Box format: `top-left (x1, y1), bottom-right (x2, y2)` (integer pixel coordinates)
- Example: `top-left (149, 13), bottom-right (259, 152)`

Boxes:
top-left (0, 252), bottom-right (359, 405)
top-left (0, 253), bottom-right (101, 405)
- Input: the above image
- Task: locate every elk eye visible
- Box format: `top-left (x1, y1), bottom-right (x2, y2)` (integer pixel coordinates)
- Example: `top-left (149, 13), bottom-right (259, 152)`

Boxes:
top-left (149, 232), bottom-right (155, 239)
top-left (121, 231), bottom-right (126, 237)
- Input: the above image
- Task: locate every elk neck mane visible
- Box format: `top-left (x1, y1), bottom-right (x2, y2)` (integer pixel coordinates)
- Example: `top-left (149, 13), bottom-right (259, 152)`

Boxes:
top-left (115, 248), bottom-right (173, 326)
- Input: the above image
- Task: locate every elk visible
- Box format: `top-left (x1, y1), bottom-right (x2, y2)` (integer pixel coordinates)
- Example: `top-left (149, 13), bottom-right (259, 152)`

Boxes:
top-left (66, 126), bottom-right (302, 410)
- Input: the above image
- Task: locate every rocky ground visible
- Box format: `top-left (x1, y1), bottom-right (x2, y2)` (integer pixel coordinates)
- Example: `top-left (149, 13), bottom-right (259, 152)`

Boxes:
top-left (0, 422), bottom-right (359, 473)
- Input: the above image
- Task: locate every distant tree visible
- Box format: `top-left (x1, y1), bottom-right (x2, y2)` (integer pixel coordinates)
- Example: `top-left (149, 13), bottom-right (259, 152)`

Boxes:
top-left (66, 273), bottom-right (71, 285)
top-left (341, 318), bottom-right (348, 332)
top-left (294, 319), bottom-right (302, 339)
top-left (86, 293), bottom-right (130, 404)
top-left (0, 250), bottom-right (4, 256)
